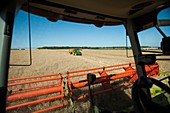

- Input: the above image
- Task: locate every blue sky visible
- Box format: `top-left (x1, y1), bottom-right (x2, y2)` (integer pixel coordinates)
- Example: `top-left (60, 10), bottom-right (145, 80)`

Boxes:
top-left (11, 7), bottom-right (170, 49)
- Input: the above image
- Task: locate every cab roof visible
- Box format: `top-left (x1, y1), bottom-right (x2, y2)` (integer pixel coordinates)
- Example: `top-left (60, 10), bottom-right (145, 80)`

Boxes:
top-left (21, 0), bottom-right (170, 28)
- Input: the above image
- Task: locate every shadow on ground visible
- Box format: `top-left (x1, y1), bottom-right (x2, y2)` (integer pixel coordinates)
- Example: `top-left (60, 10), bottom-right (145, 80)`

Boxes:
top-left (65, 79), bottom-right (133, 113)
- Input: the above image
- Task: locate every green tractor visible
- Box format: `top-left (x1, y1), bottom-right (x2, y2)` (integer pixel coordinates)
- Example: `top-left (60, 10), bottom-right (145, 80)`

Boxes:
top-left (72, 48), bottom-right (82, 56)
top-left (69, 48), bottom-right (82, 56)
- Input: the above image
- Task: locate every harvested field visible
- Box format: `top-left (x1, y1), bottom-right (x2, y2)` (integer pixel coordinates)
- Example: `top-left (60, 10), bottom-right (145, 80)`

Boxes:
top-left (8, 49), bottom-right (170, 113)
top-left (9, 49), bottom-right (170, 77)
top-left (9, 49), bottom-right (135, 78)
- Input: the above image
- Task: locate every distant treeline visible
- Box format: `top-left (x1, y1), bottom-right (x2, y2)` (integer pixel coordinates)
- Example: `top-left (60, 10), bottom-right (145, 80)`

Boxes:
top-left (38, 46), bottom-right (126, 49)
top-left (11, 48), bottom-right (25, 50)
top-left (37, 46), bottom-right (160, 50)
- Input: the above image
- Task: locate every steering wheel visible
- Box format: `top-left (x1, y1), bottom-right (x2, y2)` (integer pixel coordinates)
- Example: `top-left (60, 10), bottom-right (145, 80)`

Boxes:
top-left (132, 77), bottom-right (170, 113)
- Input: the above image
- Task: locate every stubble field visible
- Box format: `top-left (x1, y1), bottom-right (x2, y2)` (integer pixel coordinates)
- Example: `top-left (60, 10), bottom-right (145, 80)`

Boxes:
top-left (9, 49), bottom-right (135, 78)
top-left (9, 49), bottom-right (170, 77)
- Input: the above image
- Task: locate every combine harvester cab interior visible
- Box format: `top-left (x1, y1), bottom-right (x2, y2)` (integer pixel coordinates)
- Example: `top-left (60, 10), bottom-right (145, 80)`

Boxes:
top-left (0, 0), bottom-right (170, 113)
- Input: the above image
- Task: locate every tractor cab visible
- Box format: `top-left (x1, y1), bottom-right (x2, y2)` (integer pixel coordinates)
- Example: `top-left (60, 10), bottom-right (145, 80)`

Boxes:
top-left (0, 0), bottom-right (170, 113)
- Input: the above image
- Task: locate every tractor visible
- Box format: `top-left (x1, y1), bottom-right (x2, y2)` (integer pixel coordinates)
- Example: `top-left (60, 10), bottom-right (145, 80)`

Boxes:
top-left (69, 48), bottom-right (82, 56)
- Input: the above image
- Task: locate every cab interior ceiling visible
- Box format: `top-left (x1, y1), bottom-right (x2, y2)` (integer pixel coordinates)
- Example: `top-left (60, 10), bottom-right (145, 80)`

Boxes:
top-left (21, 0), bottom-right (170, 29)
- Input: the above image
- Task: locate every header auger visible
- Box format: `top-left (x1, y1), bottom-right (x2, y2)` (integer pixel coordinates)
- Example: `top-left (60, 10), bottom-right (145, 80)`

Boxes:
top-left (7, 62), bottom-right (159, 113)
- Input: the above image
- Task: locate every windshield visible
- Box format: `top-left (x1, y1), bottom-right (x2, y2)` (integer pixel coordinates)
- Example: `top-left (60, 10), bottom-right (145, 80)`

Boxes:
top-left (8, 7), bottom-right (170, 113)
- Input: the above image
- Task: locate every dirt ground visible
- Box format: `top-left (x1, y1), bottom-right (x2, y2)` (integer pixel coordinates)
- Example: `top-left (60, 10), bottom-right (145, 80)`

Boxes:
top-left (9, 49), bottom-right (134, 77)
top-left (8, 49), bottom-right (170, 113)
top-left (9, 49), bottom-right (170, 77)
